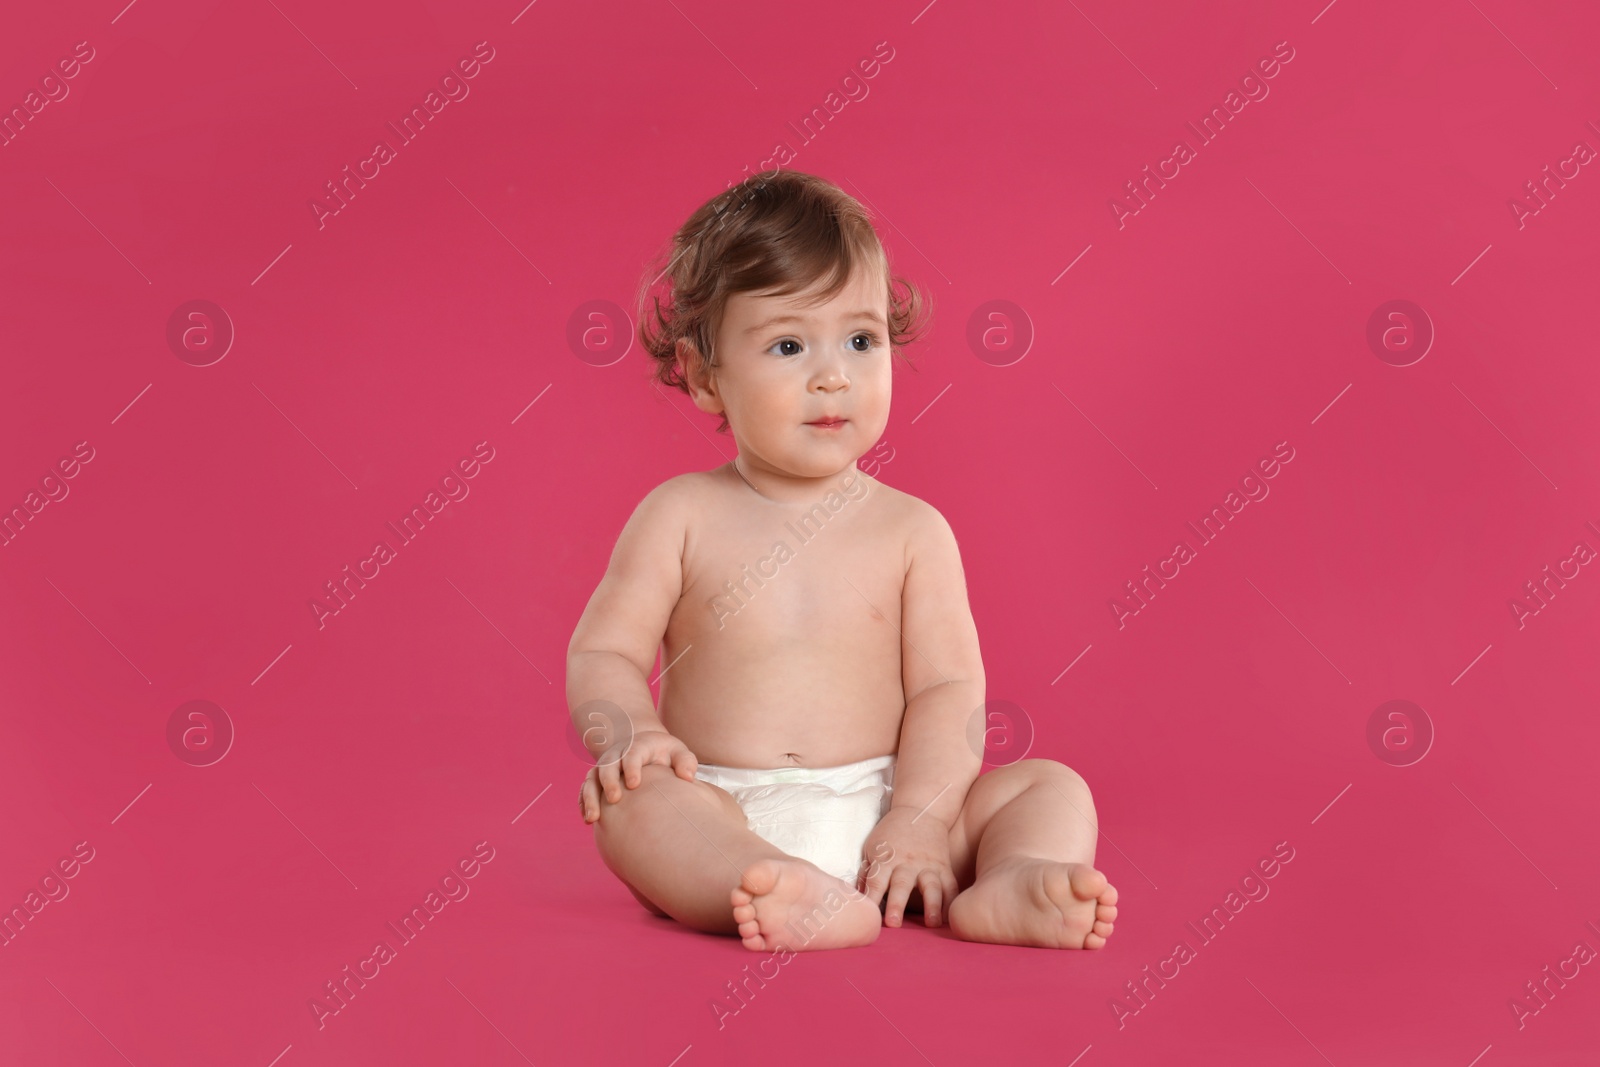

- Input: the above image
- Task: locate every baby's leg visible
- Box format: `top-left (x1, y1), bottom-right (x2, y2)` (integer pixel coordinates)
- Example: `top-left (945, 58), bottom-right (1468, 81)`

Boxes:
top-left (593, 763), bottom-right (880, 950)
top-left (945, 759), bottom-right (1118, 949)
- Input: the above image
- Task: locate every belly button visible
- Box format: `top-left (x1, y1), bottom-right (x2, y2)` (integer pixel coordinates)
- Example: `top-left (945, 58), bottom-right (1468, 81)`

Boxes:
top-left (783, 752), bottom-right (801, 763)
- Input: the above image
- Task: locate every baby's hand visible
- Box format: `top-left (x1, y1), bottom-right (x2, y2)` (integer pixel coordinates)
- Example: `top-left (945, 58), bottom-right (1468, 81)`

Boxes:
top-left (858, 806), bottom-right (960, 928)
top-left (579, 729), bottom-right (699, 824)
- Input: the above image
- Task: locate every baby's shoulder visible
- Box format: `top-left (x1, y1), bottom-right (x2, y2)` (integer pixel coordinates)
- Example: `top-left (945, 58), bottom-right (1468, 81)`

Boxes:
top-left (857, 476), bottom-right (953, 543)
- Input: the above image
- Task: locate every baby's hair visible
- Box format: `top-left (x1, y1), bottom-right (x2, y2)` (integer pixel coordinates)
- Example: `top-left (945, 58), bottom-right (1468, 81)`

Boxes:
top-left (635, 169), bottom-right (930, 434)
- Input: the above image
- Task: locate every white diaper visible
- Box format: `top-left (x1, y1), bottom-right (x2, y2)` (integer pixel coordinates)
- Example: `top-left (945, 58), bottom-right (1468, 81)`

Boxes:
top-left (694, 754), bottom-right (896, 886)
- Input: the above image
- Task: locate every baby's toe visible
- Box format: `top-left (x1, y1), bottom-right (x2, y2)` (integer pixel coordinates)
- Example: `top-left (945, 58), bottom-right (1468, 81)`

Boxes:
top-left (1093, 920), bottom-right (1114, 938)
top-left (1097, 902), bottom-right (1118, 923)
top-left (1084, 931), bottom-right (1107, 949)
top-left (1069, 864), bottom-right (1108, 903)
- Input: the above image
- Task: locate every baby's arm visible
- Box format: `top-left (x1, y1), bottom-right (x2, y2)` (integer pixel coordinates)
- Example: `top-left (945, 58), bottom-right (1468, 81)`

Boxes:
top-left (859, 501), bottom-right (986, 925)
top-left (567, 481), bottom-right (698, 817)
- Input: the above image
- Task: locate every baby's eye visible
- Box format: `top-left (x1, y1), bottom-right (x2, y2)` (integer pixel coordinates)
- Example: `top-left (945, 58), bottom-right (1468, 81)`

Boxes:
top-left (850, 332), bottom-right (883, 352)
top-left (770, 339), bottom-right (803, 357)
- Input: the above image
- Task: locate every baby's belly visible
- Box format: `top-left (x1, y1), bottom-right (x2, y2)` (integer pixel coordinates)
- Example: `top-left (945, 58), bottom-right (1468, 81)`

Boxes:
top-left (657, 642), bottom-right (905, 769)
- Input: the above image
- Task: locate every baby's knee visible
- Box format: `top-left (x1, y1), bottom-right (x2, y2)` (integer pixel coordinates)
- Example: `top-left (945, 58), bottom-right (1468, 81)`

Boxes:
top-left (1017, 758), bottom-right (1091, 797)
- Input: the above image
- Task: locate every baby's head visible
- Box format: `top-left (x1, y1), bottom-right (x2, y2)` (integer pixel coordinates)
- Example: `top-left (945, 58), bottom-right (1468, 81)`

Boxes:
top-left (638, 170), bottom-right (928, 481)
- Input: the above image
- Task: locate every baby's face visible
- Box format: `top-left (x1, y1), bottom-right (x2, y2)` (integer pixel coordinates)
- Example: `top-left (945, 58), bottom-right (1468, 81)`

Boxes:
top-left (691, 263), bottom-right (891, 480)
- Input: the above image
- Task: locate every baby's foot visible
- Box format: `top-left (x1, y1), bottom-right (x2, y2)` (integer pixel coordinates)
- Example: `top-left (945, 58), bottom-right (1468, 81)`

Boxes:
top-left (947, 857), bottom-right (1118, 949)
top-left (730, 857), bottom-right (882, 952)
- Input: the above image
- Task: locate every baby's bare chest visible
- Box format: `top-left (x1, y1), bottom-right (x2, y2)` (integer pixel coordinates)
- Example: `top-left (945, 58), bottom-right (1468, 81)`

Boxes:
top-left (671, 499), bottom-right (907, 652)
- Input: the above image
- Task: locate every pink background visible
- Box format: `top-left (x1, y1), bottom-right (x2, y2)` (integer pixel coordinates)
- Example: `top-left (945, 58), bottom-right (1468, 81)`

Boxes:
top-left (3, 0), bottom-right (1598, 1064)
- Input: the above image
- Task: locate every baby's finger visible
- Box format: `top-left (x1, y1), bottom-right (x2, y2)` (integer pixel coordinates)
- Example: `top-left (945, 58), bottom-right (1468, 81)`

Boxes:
top-left (917, 869), bottom-right (944, 927)
top-left (861, 854), bottom-right (893, 907)
top-left (597, 757), bottom-right (623, 803)
top-left (884, 867), bottom-right (917, 927)
top-left (580, 773), bottom-right (600, 823)
top-left (670, 745), bottom-right (698, 781)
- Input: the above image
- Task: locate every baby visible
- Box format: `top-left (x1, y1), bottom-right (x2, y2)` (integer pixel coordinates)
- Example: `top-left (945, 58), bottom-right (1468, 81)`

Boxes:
top-left (567, 170), bottom-right (1117, 951)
